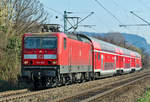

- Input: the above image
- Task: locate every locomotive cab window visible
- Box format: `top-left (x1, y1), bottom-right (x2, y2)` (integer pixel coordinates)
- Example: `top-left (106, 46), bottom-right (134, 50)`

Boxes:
top-left (24, 37), bottom-right (57, 49)
top-left (42, 38), bottom-right (57, 49)
top-left (64, 38), bottom-right (66, 49)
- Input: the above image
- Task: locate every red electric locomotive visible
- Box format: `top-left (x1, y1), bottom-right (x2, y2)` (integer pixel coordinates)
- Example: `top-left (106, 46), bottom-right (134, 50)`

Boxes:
top-left (21, 32), bottom-right (142, 89)
top-left (21, 32), bottom-right (93, 88)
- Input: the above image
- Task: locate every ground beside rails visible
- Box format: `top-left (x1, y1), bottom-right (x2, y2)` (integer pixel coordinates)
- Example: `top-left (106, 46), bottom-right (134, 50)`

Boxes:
top-left (0, 69), bottom-right (149, 102)
top-left (52, 70), bottom-right (150, 102)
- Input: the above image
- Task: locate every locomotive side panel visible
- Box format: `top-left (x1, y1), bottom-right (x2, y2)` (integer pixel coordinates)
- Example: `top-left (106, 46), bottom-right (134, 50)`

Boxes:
top-left (59, 36), bottom-right (93, 74)
top-left (57, 36), bottom-right (69, 65)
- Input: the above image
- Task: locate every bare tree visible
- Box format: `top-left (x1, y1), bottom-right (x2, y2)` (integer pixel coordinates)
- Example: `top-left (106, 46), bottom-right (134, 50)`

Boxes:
top-left (105, 32), bottom-right (125, 45)
top-left (0, 0), bottom-right (48, 36)
top-left (0, 0), bottom-right (48, 81)
top-left (14, 0), bottom-right (48, 35)
top-left (0, 0), bottom-right (48, 51)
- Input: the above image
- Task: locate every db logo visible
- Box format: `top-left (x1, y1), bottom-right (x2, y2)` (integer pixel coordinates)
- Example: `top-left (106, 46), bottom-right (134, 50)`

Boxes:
top-left (37, 54), bottom-right (43, 59)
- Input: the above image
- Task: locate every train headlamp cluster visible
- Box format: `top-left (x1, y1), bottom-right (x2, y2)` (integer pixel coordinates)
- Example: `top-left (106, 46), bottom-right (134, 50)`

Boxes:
top-left (24, 60), bottom-right (57, 65)
top-left (47, 61), bottom-right (57, 65)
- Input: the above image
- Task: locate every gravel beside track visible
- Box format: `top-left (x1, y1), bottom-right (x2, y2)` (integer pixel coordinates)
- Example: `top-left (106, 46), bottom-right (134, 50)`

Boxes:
top-left (0, 89), bottom-right (28, 98)
top-left (0, 69), bottom-right (149, 102)
top-left (80, 74), bottom-right (150, 102)
top-left (90, 76), bottom-right (150, 102)
top-left (0, 89), bottom-right (29, 102)
top-left (52, 70), bottom-right (150, 102)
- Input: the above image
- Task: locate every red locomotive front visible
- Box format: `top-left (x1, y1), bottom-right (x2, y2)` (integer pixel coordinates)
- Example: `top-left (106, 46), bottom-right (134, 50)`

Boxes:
top-left (23, 34), bottom-right (57, 66)
top-left (21, 33), bottom-right (61, 88)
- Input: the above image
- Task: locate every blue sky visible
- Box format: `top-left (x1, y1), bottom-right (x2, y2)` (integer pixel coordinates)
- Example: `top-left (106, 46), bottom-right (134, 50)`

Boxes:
top-left (40, 0), bottom-right (150, 43)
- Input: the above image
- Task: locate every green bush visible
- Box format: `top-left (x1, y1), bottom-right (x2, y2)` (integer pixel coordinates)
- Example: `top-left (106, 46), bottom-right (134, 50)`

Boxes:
top-left (138, 91), bottom-right (150, 102)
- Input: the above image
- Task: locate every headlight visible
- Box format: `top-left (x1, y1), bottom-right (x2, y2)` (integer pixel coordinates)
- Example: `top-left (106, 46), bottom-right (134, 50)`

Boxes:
top-left (52, 61), bottom-right (57, 65)
top-left (24, 61), bottom-right (29, 65)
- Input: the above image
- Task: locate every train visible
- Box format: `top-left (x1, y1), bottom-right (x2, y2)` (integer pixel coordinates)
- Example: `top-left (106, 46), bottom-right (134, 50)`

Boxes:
top-left (20, 32), bottom-right (142, 89)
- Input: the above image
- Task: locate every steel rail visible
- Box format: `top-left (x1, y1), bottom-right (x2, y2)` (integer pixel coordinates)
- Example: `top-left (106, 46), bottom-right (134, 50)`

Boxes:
top-left (0, 88), bottom-right (54, 102)
top-left (81, 74), bottom-right (150, 102)
top-left (52, 71), bottom-right (150, 102)
top-left (0, 89), bottom-right (28, 98)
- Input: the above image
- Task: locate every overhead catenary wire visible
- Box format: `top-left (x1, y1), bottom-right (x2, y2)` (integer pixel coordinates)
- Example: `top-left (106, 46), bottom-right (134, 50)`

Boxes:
top-left (94, 0), bottom-right (134, 33)
top-left (130, 11), bottom-right (150, 25)
top-left (94, 0), bottom-right (122, 24)
top-left (110, 0), bottom-right (135, 32)
top-left (45, 7), bottom-right (63, 15)
top-left (66, 12), bottom-right (94, 31)
top-left (111, 0), bottom-right (137, 24)
top-left (111, 0), bottom-right (150, 39)
top-left (88, 0), bottom-right (111, 31)
top-left (43, 6), bottom-right (65, 29)
top-left (110, 0), bottom-right (146, 34)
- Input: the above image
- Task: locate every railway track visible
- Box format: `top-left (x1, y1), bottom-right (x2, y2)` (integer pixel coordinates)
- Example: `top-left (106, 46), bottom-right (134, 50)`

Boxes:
top-left (0, 88), bottom-right (53, 102)
top-left (0, 89), bottom-right (28, 98)
top-left (80, 74), bottom-right (150, 102)
top-left (0, 70), bottom-right (149, 102)
top-left (52, 70), bottom-right (150, 102)
top-left (0, 89), bottom-right (28, 101)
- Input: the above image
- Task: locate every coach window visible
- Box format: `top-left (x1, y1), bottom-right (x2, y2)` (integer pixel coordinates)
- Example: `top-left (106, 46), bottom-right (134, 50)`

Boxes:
top-left (64, 38), bottom-right (66, 49)
top-left (116, 56), bottom-right (118, 61)
top-left (98, 52), bottom-right (100, 60)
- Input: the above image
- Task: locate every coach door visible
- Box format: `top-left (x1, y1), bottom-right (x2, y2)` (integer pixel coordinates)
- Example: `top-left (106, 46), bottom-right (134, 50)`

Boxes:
top-left (114, 56), bottom-right (116, 70)
top-left (95, 52), bottom-right (97, 70)
top-left (101, 54), bottom-right (103, 70)
top-left (68, 46), bottom-right (72, 72)
top-left (88, 47), bottom-right (92, 71)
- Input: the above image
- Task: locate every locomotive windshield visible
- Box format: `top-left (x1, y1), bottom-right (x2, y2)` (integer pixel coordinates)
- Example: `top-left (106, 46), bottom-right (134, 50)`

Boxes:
top-left (24, 37), bottom-right (57, 49)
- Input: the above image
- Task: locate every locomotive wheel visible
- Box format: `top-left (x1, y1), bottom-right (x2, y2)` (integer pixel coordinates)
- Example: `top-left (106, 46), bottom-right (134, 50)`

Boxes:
top-left (85, 72), bottom-right (90, 81)
top-left (72, 74), bottom-right (76, 83)
top-left (61, 75), bottom-right (66, 85)
top-left (33, 81), bottom-right (42, 90)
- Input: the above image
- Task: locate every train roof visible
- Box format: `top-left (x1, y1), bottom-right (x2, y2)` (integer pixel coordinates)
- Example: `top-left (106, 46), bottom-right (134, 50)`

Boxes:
top-left (81, 34), bottom-right (141, 58)
top-left (24, 32), bottom-right (65, 36)
top-left (89, 37), bottom-right (116, 52)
